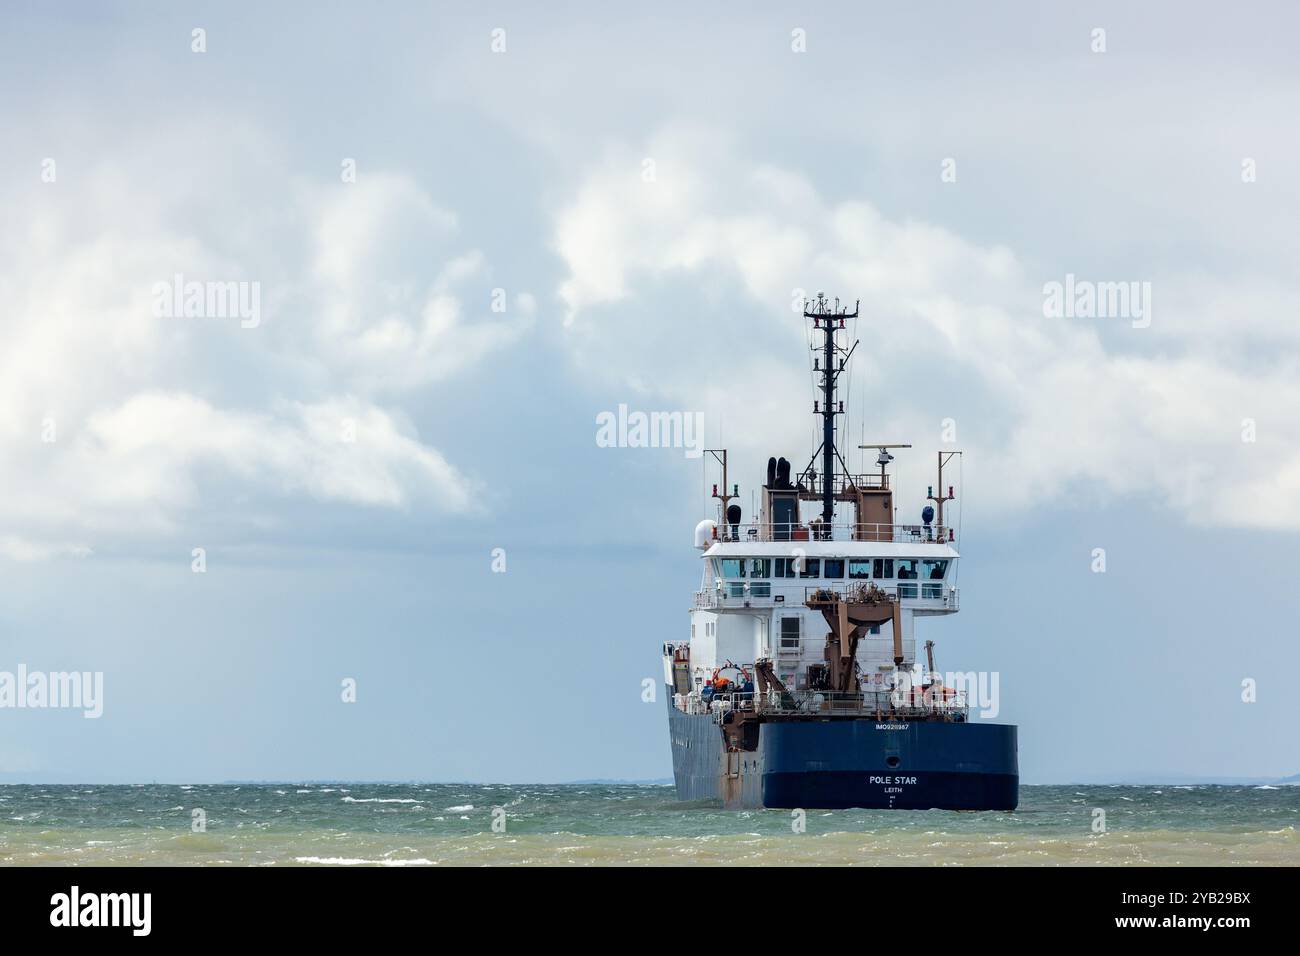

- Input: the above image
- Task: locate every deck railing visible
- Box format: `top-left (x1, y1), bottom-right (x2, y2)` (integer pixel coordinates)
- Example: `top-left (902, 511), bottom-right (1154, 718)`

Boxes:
top-left (709, 521), bottom-right (954, 544)
top-left (679, 688), bottom-right (968, 721)
top-left (694, 584), bottom-right (959, 612)
top-left (793, 471), bottom-right (889, 493)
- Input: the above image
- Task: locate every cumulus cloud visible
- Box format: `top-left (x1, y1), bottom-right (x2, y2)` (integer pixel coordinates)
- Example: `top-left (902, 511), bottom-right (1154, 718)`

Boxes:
top-left (552, 129), bottom-right (1300, 530)
top-left (77, 392), bottom-right (470, 513)
top-left (307, 175), bottom-right (532, 391)
top-left (0, 143), bottom-right (524, 559)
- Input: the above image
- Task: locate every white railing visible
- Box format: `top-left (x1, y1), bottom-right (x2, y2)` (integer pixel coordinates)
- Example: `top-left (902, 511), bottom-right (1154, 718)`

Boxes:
top-left (679, 688), bottom-right (968, 721)
top-left (793, 689), bottom-right (969, 720)
top-left (709, 521), bottom-right (954, 544)
top-left (693, 584), bottom-right (959, 611)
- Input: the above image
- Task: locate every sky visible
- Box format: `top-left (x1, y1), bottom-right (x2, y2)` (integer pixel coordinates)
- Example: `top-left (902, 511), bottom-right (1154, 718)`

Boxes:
top-left (1, 1), bottom-right (1298, 784)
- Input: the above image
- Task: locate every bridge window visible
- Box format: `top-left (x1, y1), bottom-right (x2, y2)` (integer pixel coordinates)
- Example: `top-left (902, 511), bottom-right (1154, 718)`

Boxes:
top-left (746, 558), bottom-right (771, 578)
top-left (873, 558), bottom-right (894, 579)
top-left (848, 559), bottom-right (872, 579)
top-left (720, 558), bottom-right (744, 578)
top-left (897, 559), bottom-right (918, 580)
top-left (799, 558), bottom-right (821, 578)
top-left (774, 558), bottom-right (798, 578)
top-left (823, 558), bottom-right (845, 578)
top-left (922, 559), bottom-right (949, 580)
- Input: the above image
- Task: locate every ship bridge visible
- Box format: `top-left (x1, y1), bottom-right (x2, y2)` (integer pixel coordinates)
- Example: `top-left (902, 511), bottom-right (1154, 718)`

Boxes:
top-left (696, 539), bottom-right (959, 613)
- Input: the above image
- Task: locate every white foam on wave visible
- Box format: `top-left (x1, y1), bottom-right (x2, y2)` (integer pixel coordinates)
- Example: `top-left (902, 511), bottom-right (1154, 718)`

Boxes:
top-left (444, 804), bottom-right (474, 812)
top-left (295, 856), bottom-right (436, 866)
top-left (341, 797), bottom-right (420, 804)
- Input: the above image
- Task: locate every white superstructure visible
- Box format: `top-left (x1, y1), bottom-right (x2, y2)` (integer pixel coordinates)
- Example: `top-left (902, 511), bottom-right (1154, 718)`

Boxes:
top-left (682, 522), bottom-right (959, 696)
top-left (664, 294), bottom-right (967, 718)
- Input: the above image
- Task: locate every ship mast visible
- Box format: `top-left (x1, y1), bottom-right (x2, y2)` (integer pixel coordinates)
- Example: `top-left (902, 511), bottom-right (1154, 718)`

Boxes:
top-left (801, 293), bottom-right (858, 534)
top-left (705, 449), bottom-right (738, 536)
top-left (928, 450), bottom-right (961, 532)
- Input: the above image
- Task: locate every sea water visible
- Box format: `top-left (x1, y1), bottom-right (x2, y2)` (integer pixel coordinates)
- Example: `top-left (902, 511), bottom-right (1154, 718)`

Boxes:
top-left (0, 784), bottom-right (1295, 866)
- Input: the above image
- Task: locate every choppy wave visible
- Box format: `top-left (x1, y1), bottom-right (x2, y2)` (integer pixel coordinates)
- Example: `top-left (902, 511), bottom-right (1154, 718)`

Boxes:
top-left (0, 783), bottom-right (1295, 866)
top-left (340, 797), bottom-right (421, 805)
top-left (296, 856), bottom-right (436, 867)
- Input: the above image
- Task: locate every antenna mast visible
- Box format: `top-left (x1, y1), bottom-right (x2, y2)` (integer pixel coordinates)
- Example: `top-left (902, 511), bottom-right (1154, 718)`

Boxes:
top-left (928, 451), bottom-right (962, 531)
top-left (705, 449), bottom-right (738, 533)
top-left (801, 293), bottom-right (859, 532)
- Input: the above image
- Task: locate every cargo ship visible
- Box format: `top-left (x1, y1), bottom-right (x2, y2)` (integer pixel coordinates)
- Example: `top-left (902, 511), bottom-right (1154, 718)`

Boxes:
top-left (663, 293), bottom-right (1018, 810)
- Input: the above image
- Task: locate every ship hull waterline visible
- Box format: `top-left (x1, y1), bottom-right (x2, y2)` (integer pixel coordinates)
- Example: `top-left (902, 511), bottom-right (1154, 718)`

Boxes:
top-left (667, 692), bottom-right (1019, 811)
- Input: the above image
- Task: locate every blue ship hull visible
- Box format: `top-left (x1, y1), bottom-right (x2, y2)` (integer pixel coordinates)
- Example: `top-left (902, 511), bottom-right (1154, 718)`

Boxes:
top-left (667, 691), bottom-right (1018, 810)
